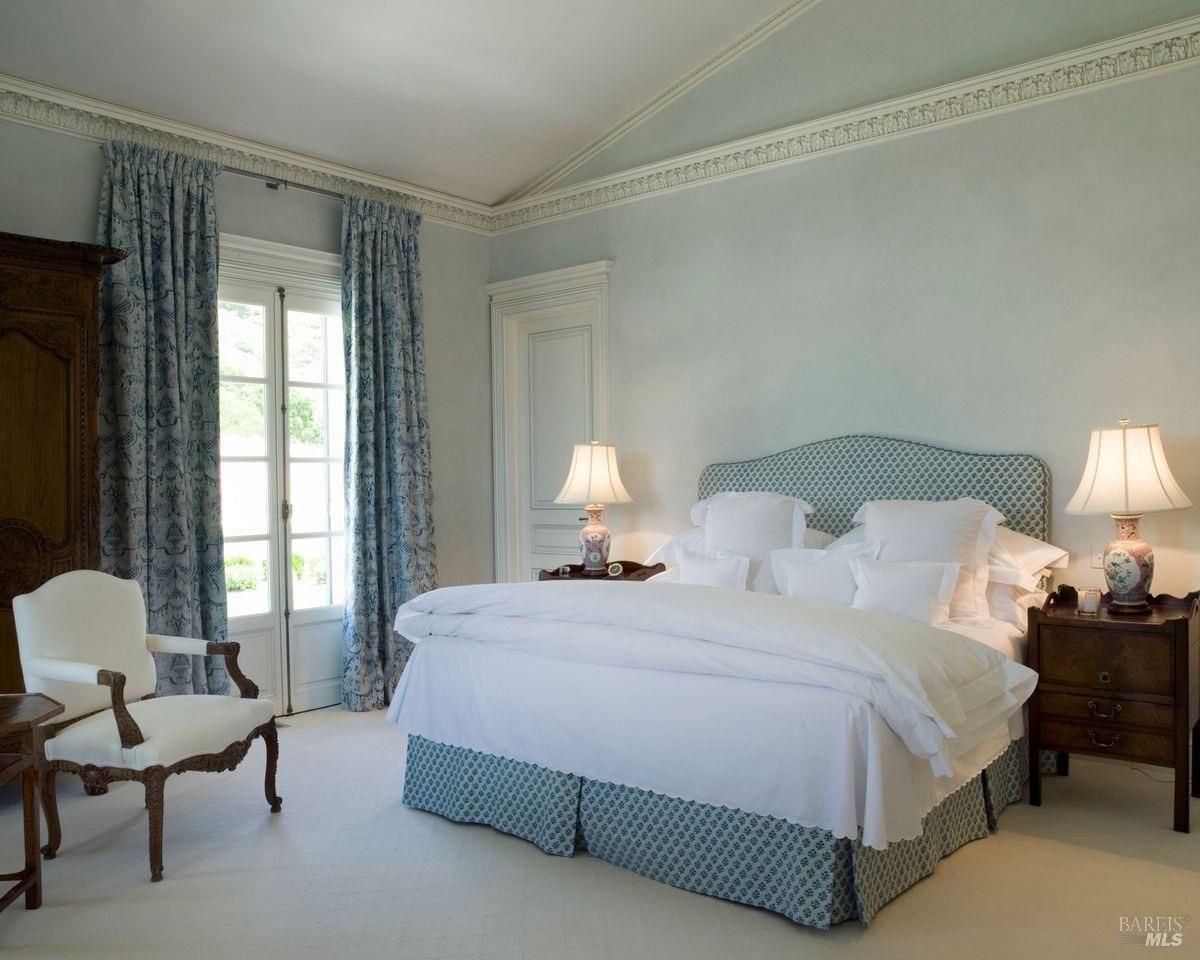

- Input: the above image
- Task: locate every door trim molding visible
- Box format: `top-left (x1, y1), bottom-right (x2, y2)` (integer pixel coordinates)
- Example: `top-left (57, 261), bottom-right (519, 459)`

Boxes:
top-left (490, 260), bottom-right (612, 582)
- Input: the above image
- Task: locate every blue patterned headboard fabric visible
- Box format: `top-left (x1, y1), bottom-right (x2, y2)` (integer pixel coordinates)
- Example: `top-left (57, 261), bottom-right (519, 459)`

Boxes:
top-left (697, 434), bottom-right (1050, 541)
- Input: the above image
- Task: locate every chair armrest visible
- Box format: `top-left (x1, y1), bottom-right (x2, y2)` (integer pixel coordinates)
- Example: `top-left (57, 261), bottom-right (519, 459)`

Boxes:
top-left (96, 670), bottom-right (146, 749)
top-left (25, 658), bottom-right (145, 749)
top-left (24, 656), bottom-right (106, 686)
top-left (146, 635), bottom-right (260, 699)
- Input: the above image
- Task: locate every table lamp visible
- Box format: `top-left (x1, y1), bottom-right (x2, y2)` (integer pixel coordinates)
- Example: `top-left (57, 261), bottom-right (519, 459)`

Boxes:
top-left (1065, 420), bottom-right (1192, 614)
top-left (554, 441), bottom-right (633, 575)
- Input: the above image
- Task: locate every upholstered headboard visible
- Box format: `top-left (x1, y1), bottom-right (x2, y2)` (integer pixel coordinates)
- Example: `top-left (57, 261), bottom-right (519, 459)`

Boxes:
top-left (697, 434), bottom-right (1050, 540)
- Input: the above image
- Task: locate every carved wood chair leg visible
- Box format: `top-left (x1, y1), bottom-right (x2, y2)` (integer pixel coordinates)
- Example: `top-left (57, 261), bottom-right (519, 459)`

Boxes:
top-left (263, 719), bottom-right (282, 813)
top-left (39, 767), bottom-right (61, 860)
top-left (144, 770), bottom-right (166, 882)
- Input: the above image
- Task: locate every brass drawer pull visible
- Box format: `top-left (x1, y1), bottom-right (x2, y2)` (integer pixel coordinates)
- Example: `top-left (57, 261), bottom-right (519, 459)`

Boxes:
top-left (1087, 729), bottom-right (1121, 748)
top-left (1087, 700), bottom-right (1121, 719)
top-left (1098, 670), bottom-right (1111, 684)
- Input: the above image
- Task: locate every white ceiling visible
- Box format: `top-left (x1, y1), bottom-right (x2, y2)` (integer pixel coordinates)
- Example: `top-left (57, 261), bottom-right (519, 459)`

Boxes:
top-left (0, 0), bottom-right (790, 205)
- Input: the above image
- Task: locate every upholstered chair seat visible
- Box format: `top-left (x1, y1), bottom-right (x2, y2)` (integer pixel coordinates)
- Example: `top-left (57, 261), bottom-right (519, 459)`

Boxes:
top-left (13, 570), bottom-right (282, 881)
top-left (43, 695), bottom-right (276, 770)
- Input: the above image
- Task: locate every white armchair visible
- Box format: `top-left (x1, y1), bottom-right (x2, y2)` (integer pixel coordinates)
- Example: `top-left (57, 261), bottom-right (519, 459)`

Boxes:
top-left (13, 570), bottom-right (280, 882)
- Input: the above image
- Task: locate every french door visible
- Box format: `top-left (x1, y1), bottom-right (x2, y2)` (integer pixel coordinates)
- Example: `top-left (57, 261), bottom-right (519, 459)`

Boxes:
top-left (217, 277), bottom-right (345, 713)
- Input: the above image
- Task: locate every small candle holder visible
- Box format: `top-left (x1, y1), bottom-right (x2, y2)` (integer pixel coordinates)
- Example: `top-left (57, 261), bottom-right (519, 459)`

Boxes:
top-left (1078, 588), bottom-right (1102, 616)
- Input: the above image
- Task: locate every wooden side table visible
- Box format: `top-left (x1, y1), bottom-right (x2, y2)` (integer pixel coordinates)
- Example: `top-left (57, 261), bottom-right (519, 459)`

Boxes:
top-left (0, 693), bottom-right (63, 912)
top-left (1028, 586), bottom-right (1199, 832)
top-left (537, 561), bottom-right (666, 582)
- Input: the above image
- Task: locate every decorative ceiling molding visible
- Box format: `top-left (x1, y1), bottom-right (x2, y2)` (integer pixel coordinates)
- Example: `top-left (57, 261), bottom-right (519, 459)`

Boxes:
top-left (503, 0), bottom-right (826, 202)
top-left (0, 73), bottom-right (494, 234)
top-left (489, 15), bottom-right (1200, 234)
top-left (2, 15), bottom-right (1198, 237)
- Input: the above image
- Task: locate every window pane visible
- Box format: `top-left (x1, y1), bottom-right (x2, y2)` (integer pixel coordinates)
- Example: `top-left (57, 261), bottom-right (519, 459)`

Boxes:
top-left (328, 388), bottom-right (345, 463)
top-left (328, 462), bottom-right (344, 532)
top-left (289, 461), bottom-right (328, 534)
top-left (330, 534), bottom-right (345, 608)
top-left (291, 537), bottom-right (331, 610)
top-left (220, 381), bottom-right (266, 456)
top-left (225, 540), bottom-right (270, 618)
top-left (287, 310), bottom-right (325, 383)
top-left (288, 387), bottom-right (327, 458)
top-left (325, 308), bottom-right (344, 385)
top-left (218, 301), bottom-right (266, 378)
top-left (221, 461), bottom-right (269, 537)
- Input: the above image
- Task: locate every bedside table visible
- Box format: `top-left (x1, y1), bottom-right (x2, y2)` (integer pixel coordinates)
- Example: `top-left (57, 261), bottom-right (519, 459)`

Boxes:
top-left (1028, 585), bottom-right (1199, 832)
top-left (537, 561), bottom-right (666, 582)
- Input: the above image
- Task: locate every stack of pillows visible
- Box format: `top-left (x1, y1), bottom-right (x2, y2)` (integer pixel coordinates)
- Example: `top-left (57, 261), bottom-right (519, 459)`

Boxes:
top-left (646, 492), bottom-right (1066, 630)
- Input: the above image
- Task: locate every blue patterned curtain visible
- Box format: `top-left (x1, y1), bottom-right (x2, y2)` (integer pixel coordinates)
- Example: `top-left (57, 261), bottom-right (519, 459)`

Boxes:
top-left (341, 197), bottom-right (437, 710)
top-left (96, 140), bottom-right (229, 696)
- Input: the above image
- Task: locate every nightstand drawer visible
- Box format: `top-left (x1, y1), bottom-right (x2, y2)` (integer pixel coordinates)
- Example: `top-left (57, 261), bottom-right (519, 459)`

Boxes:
top-left (1038, 625), bottom-right (1174, 696)
top-left (1036, 691), bottom-right (1175, 731)
top-left (1038, 719), bottom-right (1175, 766)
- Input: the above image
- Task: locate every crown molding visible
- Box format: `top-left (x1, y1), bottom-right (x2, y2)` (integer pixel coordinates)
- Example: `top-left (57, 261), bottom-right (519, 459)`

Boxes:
top-left (0, 73), bottom-right (494, 234)
top-left (503, 0), bottom-right (826, 202)
top-left (2, 15), bottom-right (1198, 238)
top-left (486, 259), bottom-right (613, 302)
top-left (489, 15), bottom-right (1200, 234)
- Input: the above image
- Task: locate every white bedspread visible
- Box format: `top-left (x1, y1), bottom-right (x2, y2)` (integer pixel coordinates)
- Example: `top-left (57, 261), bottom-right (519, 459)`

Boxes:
top-left (387, 582), bottom-right (1035, 848)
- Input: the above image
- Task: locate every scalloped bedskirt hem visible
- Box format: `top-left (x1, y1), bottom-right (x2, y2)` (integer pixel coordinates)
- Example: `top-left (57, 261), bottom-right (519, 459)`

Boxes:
top-left (401, 734), bottom-right (1027, 929)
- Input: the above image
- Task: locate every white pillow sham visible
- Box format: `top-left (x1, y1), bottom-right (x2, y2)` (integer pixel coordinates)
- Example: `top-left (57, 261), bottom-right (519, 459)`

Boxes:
top-left (849, 557), bottom-right (959, 625)
top-left (773, 540), bottom-right (881, 605)
top-left (990, 526), bottom-right (1068, 577)
top-left (987, 579), bottom-right (1047, 631)
top-left (647, 525), bottom-right (832, 568)
top-left (677, 546), bottom-right (750, 590)
top-left (691, 492), bottom-right (813, 594)
top-left (854, 498), bottom-right (1002, 621)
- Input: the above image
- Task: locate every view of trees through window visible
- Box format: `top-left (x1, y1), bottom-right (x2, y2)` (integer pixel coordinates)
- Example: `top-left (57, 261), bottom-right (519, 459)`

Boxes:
top-left (218, 296), bottom-right (345, 618)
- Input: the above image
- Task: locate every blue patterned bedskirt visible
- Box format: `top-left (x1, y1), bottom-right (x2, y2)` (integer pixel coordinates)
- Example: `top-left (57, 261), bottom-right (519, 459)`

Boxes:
top-left (402, 735), bottom-right (1027, 928)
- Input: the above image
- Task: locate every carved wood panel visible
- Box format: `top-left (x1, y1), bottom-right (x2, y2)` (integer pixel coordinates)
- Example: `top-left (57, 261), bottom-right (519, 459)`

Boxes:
top-left (0, 232), bottom-right (124, 693)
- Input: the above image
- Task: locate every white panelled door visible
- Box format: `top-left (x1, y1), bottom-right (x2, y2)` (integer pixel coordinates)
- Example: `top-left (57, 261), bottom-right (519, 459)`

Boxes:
top-left (218, 236), bottom-right (345, 714)
top-left (490, 262), bottom-right (612, 581)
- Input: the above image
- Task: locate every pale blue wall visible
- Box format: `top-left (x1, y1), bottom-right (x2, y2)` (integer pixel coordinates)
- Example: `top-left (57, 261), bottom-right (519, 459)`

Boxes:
top-left (492, 66), bottom-right (1200, 594)
top-left (562, 0), bottom-right (1200, 185)
top-left (0, 119), bottom-right (493, 585)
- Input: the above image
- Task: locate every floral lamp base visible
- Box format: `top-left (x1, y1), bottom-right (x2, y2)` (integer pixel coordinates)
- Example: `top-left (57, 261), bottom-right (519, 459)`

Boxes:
top-left (1103, 514), bottom-right (1154, 615)
top-left (579, 505), bottom-right (612, 575)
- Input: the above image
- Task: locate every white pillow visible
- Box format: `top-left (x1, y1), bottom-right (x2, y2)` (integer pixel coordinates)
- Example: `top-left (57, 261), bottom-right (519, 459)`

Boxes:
top-left (990, 527), bottom-right (1068, 577)
top-left (644, 527), bottom-right (704, 567)
top-left (827, 525), bottom-right (866, 549)
top-left (850, 557), bottom-right (959, 625)
top-left (677, 546), bottom-right (750, 590)
top-left (773, 541), bottom-right (881, 604)
top-left (855, 498), bottom-right (1002, 621)
top-left (694, 492), bottom-right (812, 594)
top-left (648, 525), bottom-right (832, 569)
top-left (988, 579), bottom-right (1047, 631)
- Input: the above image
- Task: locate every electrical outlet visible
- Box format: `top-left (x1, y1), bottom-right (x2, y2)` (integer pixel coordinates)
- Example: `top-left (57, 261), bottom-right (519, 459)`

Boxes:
top-left (1090, 542), bottom-right (1104, 569)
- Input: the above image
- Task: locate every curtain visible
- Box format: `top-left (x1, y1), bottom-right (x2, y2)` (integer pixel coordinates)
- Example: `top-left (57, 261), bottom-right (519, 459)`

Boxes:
top-left (96, 140), bottom-right (229, 696)
top-left (341, 197), bottom-right (437, 711)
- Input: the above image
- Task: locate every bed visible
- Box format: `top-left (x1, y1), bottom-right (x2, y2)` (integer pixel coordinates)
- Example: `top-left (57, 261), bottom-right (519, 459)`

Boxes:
top-left (387, 435), bottom-right (1051, 928)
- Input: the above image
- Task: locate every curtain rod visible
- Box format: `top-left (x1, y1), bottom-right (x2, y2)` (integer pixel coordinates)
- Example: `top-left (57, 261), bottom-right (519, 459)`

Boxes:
top-left (96, 143), bottom-right (345, 203)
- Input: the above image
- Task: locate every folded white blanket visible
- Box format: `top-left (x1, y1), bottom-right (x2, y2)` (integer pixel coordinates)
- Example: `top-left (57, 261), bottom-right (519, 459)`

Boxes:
top-left (394, 581), bottom-right (1036, 776)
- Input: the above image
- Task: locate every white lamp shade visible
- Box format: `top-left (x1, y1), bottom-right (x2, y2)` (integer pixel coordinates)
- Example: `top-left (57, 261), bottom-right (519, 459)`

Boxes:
top-left (554, 443), bottom-right (633, 506)
top-left (1065, 422), bottom-right (1192, 516)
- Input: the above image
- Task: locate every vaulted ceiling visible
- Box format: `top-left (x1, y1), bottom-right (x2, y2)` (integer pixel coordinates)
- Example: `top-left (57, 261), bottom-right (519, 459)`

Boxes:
top-left (0, 0), bottom-right (791, 205)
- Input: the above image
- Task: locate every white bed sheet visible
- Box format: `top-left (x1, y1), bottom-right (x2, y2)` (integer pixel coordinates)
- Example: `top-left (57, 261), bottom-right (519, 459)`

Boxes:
top-left (388, 616), bottom-right (1025, 849)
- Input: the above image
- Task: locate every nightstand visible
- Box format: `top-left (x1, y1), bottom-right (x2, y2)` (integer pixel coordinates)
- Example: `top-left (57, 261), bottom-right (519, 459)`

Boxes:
top-left (537, 561), bottom-right (666, 582)
top-left (1028, 585), bottom-right (1199, 832)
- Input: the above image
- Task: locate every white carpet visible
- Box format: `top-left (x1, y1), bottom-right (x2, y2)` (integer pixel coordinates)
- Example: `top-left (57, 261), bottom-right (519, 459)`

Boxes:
top-left (1, 707), bottom-right (1197, 959)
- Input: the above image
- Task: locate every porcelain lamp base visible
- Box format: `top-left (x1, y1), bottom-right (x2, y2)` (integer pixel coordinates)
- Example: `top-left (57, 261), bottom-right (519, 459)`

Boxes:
top-left (1103, 514), bottom-right (1154, 615)
top-left (579, 504), bottom-right (611, 575)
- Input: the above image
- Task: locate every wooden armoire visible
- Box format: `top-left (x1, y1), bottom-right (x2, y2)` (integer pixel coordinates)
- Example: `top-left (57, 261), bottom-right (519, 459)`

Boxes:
top-left (0, 232), bottom-right (125, 692)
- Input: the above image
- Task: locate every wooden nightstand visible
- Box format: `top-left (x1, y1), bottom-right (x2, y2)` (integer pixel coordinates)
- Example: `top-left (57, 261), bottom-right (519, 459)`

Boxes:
top-left (1028, 585), bottom-right (1199, 832)
top-left (537, 561), bottom-right (666, 582)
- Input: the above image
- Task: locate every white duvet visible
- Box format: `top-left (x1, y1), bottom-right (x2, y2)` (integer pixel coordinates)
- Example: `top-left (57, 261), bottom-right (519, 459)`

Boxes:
top-left (393, 581), bottom-right (1035, 778)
